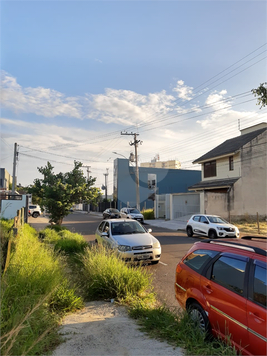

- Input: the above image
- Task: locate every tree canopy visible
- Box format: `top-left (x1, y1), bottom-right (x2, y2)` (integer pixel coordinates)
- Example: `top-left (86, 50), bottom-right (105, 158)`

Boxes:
top-left (28, 161), bottom-right (101, 224)
top-left (252, 83), bottom-right (267, 108)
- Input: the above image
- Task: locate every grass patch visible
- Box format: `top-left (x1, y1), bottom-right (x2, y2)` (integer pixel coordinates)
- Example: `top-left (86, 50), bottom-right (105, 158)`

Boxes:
top-left (142, 209), bottom-right (155, 220)
top-left (1, 223), bottom-right (84, 356)
top-left (233, 220), bottom-right (267, 236)
top-left (40, 227), bottom-right (88, 254)
top-left (80, 245), bottom-right (154, 301)
top-left (128, 303), bottom-right (237, 355)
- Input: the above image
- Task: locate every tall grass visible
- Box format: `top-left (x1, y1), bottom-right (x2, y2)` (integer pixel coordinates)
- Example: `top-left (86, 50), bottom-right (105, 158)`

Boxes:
top-left (40, 227), bottom-right (88, 254)
top-left (80, 245), bottom-right (154, 301)
top-left (0, 219), bottom-right (14, 271)
top-left (1, 223), bottom-right (83, 356)
top-left (129, 304), bottom-right (237, 355)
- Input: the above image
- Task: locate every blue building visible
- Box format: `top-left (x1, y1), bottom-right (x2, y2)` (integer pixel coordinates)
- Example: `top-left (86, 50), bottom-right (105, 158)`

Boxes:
top-left (113, 158), bottom-right (201, 210)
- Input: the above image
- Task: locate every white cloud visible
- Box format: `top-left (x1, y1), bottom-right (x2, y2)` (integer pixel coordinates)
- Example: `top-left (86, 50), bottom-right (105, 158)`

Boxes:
top-left (86, 88), bottom-right (176, 126)
top-left (172, 80), bottom-right (193, 101)
top-left (1, 71), bottom-right (82, 119)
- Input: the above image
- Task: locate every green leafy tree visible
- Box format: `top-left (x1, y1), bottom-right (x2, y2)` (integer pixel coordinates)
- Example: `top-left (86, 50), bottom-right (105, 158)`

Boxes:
top-left (252, 82), bottom-right (267, 108)
top-left (28, 161), bottom-right (101, 224)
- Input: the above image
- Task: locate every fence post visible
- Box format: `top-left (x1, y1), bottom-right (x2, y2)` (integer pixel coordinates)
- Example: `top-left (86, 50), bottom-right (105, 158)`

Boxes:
top-left (257, 212), bottom-right (260, 234)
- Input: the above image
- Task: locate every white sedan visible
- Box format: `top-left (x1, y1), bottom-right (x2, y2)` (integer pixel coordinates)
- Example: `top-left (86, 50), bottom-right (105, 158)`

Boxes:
top-left (95, 219), bottom-right (161, 264)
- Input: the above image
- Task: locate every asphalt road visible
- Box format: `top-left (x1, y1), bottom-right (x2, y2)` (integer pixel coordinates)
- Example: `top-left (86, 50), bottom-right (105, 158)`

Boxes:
top-left (29, 212), bottom-right (199, 309)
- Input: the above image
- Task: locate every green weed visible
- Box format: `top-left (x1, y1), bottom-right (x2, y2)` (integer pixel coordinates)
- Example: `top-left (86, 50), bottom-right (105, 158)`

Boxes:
top-left (80, 245), bottom-right (153, 301)
top-left (1, 222), bottom-right (83, 356)
top-left (128, 304), bottom-right (237, 355)
top-left (40, 228), bottom-right (88, 254)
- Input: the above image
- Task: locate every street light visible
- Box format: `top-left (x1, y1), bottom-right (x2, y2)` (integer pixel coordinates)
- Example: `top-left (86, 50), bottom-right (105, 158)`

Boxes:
top-left (112, 152), bottom-right (128, 159)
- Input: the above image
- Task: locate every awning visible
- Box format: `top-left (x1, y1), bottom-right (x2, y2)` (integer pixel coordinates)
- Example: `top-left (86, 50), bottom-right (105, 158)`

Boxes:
top-left (188, 177), bottom-right (240, 191)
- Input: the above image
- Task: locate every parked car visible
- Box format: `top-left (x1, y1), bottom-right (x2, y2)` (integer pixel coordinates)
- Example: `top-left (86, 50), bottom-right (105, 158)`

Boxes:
top-left (175, 236), bottom-right (267, 355)
top-left (120, 207), bottom-right (144, 223)
top-left (28, 204), bottom-right (41, 218)
top-left (186, 214), bottom-right (239, 238)
top-left (95, 219), bottom-right (161, 264)
top-left (103, 208), bottom-right (121, 219)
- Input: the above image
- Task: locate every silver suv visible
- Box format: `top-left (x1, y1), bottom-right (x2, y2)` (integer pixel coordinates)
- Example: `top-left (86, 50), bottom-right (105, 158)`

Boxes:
top-left (186, 214), bottom-right (239, 239)
top-left (28, 204), bottom-right (42, 218)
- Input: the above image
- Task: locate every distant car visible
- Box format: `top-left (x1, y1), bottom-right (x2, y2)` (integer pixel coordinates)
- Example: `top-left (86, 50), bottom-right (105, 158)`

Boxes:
top-left (186, 214), bottom-right (239, 239)
top-left (95, 218), bottom-right (161, 264)
top-left (103, 208), bottom-right (121, 219)
top-left (120, 208), bottom-right (144, 223)
top-left (175, 236), bottom-right (267, 356)
top-left (28, 204), bottom-right (41, 218)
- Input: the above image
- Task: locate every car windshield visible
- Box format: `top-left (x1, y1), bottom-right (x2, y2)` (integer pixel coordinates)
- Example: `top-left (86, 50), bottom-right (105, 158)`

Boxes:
top-left (129, 209), bottom-right (140, 214)
top-left (110, 209), bottom-right (119, 213)
top-left (111, 221), bottom-right (146, 235)
top-left (207, 216), bottom-right (229, 224)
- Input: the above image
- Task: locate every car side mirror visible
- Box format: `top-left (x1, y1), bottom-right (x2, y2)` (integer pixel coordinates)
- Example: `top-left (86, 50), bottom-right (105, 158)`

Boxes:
top-left (102, 232), bottom-right (109, 237)
top-left (147, 228), bottom-right (152, 233)
top-left (203, 221), bottom-right (209, 224)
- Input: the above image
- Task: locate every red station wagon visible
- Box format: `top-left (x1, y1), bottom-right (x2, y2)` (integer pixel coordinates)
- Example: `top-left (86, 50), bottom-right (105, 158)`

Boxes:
top-left (175, 237), bottom-right (267, 355)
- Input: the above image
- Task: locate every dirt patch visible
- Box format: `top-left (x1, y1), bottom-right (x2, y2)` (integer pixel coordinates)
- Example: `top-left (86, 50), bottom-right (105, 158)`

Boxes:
top-left (52, 301), bottom-right (184, 356)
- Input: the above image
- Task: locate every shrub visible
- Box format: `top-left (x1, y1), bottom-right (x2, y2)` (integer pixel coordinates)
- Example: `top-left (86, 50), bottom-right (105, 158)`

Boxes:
top-left (142, 209), bottom-right (155, 220)
top-left (80, 245), bottom-right (153, 301)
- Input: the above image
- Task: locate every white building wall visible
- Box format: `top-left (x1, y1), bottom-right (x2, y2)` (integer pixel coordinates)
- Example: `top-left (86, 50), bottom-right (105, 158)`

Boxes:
top-left (201, 153), bottom-right (241, 181)
top-left (231, 131), bottom-right (267, 217)
top-left (203, 192), bottom-right (229, 220)
top-left (1, 196), bottom-right (27, 219)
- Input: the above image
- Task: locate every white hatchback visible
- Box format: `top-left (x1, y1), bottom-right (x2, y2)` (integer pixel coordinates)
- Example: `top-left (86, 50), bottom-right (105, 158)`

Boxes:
top-left (186, 214), bottom-right (239, 239)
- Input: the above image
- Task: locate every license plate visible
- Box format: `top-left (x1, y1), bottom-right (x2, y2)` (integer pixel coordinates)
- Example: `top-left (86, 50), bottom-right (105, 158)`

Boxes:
top-left (136, 254), bottom-right (150, 260)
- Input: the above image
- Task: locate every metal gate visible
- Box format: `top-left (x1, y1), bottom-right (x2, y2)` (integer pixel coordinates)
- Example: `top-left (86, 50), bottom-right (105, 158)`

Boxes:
top-left (157, 194), bottom-right (166, 218)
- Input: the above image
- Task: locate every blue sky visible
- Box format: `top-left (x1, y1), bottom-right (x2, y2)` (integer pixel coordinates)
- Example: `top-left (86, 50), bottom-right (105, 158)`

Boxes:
top-left (1, 1), bottom-right (266, 193)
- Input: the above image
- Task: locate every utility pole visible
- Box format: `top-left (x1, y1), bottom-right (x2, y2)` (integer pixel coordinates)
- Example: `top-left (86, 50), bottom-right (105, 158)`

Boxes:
top-left (103, 168), bottom-right (109, 200)
top-left (121, 132), bottom-right (142, 210)
top-left (82, 165), bottom-right (91, 181)
top-left (12, 143), bottom-right (18, 194)
top-left (82, 165), bottom-right (91, 212)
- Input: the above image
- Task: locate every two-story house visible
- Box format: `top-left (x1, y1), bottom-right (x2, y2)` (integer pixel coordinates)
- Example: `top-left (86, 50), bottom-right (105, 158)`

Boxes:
top-left (189, 122), bottom-right (267, 220)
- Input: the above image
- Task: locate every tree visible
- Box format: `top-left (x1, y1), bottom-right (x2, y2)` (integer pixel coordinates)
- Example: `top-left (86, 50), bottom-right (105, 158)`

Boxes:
top-left (252, 83), bottom-right (267, 108)
top-left (28, 161), bottom-right (102, 224)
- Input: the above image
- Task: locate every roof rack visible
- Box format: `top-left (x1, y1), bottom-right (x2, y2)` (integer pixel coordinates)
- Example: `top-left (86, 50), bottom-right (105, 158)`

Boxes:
top-left (201, 239), bottom-right (267, 257)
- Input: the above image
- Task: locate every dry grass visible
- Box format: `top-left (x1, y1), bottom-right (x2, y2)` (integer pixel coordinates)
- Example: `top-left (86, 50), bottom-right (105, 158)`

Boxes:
top-left (232, 220), bottom-right (267, 236)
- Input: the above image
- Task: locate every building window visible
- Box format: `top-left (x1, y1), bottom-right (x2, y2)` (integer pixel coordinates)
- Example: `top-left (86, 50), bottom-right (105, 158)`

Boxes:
top-left (204, 160), bottom-right (216, 178)
top-left (229, 156), bottom-right (234, 171)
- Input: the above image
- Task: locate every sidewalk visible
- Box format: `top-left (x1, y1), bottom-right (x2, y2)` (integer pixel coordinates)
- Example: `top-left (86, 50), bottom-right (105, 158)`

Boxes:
top-left (144, 218), bottom-right (187, 231)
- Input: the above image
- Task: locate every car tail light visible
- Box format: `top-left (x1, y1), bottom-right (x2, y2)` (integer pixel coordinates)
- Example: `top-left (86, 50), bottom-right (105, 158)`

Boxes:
top-left (176, 264), bottom-right (183, 274)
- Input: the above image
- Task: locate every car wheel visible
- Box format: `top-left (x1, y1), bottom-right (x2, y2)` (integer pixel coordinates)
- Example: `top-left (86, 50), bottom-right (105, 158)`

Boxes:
top-left (32, 212), bottom-right (39, 218)
top-left (188, 302), bottom-right (210, 334)
top-left (208, 229), bottom-right (217, 239)
top-left (186, 226), bottom-right (193, 237)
